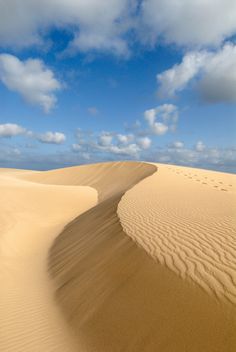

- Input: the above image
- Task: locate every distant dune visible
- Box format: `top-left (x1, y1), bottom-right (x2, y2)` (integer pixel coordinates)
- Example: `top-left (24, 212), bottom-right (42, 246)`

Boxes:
top-left (0, 162), bottom-right (236, 351)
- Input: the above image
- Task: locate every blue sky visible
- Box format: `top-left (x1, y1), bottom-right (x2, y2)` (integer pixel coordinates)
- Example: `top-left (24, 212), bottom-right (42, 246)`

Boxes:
top-left (0, 0), bottom-right (236, 172)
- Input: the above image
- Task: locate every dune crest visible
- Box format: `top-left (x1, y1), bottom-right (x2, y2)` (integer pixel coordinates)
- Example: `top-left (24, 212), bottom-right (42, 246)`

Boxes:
top-left (21, 161), bottom-right (154, 201)
top-left (48, 162), bottom-right (236, 351)
top-left (118, 164), bottom-right (236, 305)
top-left (1, 162), bottom-right (236, 351)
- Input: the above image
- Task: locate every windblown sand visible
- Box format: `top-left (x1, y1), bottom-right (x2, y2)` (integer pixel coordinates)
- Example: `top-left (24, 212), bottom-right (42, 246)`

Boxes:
top-left (0, 162), bottom-right (236, 351)
top-left (0, 169), bottom-right (97, 352)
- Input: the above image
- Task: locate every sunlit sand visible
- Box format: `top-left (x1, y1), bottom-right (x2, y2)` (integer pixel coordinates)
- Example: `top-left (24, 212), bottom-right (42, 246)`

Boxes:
top-left (0, 162), bottom-right (235, 351)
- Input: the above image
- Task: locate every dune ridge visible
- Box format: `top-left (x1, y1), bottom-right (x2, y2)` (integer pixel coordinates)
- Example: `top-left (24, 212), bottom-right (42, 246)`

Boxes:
top-left (118, 164), bottom-right (236, 305)
top-left (21, 161), bottom-right (154, 201)
top-left (48, 161), bottom-right (236, 351)
top-left (1, 161), bottom-right (236, 351)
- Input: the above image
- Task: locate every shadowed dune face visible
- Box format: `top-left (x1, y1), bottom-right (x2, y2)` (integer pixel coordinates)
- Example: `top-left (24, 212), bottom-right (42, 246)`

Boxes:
top-left (49, 193), bottom-right (236, 352)
top-left (48, 162), bottom-right (236, 352)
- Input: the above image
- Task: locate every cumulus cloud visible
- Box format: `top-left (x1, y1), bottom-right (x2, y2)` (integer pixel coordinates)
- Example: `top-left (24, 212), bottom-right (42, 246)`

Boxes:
top-left (1, 1), bottom-right (235, 55)
top-left (0, 123), bottom-right (67, 147)
top-left (72, 129), bottom-right (152, 159)
top-left (157, 43), bottom-right (236, 103)
top-left (106, 143), bottom-right (141, 157)
top-left (137, 136), bottom-right (151, 149)
top-left (37, 132), bottom-right (66, 144)
top-left (0, 54), bottom-right (61, 112)
top-left (151, 122), bottom-right (168, 135)
top-left (72, 143), bottom-right (82, 152)
top-left (170, 141), bottom-right (184, 149)
top-left (144, 104), bottom-right (178, 135)
top-left (141, 0), bottom-right (236, 48)
top-left (98, 132), bottom-right (113, 146)
top-left (96, 132), bottom-right (141, 157)
top-left (0, 123), bottom-right (26, 137)
top-left (157, 51), bottom-right (208, 98)
top-left (147, 144), bottom-right (236, 173)
top-left (195, 141), bottom-right (206, 152)
top-left (0, 0), bottom-right (134, 56)
top-left (198, 44), bottom-right (236, 103)
top-left (117, 133), bottom-right (134, 144)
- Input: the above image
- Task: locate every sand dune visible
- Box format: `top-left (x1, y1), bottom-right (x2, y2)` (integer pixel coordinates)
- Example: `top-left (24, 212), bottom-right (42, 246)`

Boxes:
top-left (48, 162), bottom-right (236, 351)
top-left (21, 161), bottom-right (154, 201)
top-left (1, 161), bottom-right (236, 351)
top-left (0, 170), bottom-right (97, 352)
top-left (118, 164), bottom-right (236, 304)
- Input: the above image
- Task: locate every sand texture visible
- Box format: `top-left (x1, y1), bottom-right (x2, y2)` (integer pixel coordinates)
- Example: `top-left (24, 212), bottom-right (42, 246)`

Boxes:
top-left (118, 164), bottom-right (236, 304)
top-left (1, 161), bottom-right (236, 351)
top-left (0, 169), bottom-right (97, 352)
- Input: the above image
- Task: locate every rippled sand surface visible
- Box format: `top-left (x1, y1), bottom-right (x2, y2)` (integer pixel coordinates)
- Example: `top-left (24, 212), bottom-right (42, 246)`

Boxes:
top-left (1, 162), bottom-right (236, 351)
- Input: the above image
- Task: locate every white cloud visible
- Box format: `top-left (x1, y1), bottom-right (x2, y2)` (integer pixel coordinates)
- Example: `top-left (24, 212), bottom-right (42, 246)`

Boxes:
top-left (157, 51), bottom-right (208, 98)
top-left (73, 129), bottom-right (142, 158)
top-left (98, 132), bottom-right (113, 146)
top-left (144, 108), bottom-right (156, 125)
top-left (137, 136), bottom-right (151, 149)
top-left (0, 123), bottom-right (26, 137)
top-left (195, 141), bottom-right (206, 152)
top-left (170, 141), bottom-right (184, 149)
top-left (71, 29), bottom-right (129, 57)
top-left (152, 122), bottom-right (168, 135)
top-left (37, 132), bottom-right (66, 144)
top-left (0, 0), bottom-right (134, 56)
top-left (0, 123), bottom-right (66, 147)
top-left (107, 143), bottom-right (141, 157)
top-left (141, 0), bottom-right (236, 47)
top-left (97, 134), bottom-right (141, 158)
top-left (157, 43), bottom-right (236, 103)
top-left (0, 54), bottom-right (61, 112)
top-left (0, 1), bottom-right (236, 57)
top-left (147, 144), bottom-right (236, 173)
top-left (117, 133), bottom-right (134, 144)
top-left (144, 104), bottom-right (178, 135)
top-left (198, 44), bottom-right (236, 103)
top-left (72, 143), bottom-right (82, 152)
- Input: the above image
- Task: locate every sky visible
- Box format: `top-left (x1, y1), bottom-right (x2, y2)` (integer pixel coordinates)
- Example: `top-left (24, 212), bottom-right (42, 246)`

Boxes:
top-left (0, 0), bottom-right (236, 172)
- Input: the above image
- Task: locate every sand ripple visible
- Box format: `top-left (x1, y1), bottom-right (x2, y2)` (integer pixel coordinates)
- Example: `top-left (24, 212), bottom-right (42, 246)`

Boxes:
top-left (118, 164), bottom-right (236, 305)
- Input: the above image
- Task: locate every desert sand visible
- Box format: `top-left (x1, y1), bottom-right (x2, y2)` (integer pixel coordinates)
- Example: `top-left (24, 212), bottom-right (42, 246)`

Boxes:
top-left (0, 168), bottom-right (97, 351)
top-left (0, 161), bottom-right (236, 351)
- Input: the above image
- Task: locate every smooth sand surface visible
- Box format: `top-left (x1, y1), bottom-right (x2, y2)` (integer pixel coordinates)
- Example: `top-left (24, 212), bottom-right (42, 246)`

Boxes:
top-left (1, 162), bottom-right (236, 351)
top-left (21, 161), bottom-right (155, 201)
top-left (0, 170), bottom-right (97, 352)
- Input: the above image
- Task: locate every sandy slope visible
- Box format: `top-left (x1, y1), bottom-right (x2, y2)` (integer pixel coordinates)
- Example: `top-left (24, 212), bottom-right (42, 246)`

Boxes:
top-left (21, 161), bottom-right (155, 201)
top-left (48, 162), bottom-right (236, 351)
top-left (1, 161), bottom-right (236, 352)
top-left (0, 170), bottom-right (97, 352)
top-left (118, 164), bottom-right (236, 304)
